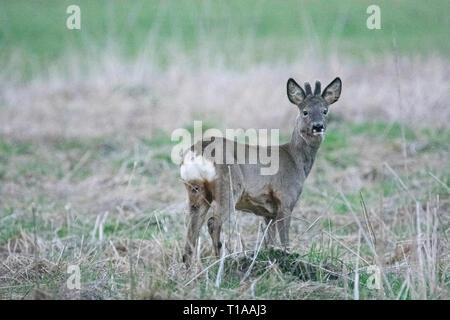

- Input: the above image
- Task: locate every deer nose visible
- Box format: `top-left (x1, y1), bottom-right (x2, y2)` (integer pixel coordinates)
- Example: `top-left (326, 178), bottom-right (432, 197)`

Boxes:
top-left (312, 123), bottom-right (324, 132)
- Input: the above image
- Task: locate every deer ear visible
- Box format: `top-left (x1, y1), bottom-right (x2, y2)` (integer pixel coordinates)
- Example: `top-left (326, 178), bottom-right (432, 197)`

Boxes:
top-left (287, 78), bottom-right (306, 105)
top-left (322, 77), bottom-right (342, 105)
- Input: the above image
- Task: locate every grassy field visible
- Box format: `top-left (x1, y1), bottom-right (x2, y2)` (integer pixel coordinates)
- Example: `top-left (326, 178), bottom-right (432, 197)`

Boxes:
top-left (0, 0), bottom-right (449, 299)
top-left (1, 0), bottom-right (449, 76)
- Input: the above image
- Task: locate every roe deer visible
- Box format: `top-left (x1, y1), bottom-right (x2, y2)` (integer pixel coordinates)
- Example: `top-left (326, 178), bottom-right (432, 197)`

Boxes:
top-left (180, 77), bottom-right (342, 266)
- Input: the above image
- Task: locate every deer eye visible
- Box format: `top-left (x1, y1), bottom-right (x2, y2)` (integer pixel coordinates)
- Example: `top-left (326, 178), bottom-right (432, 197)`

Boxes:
top-left (302, 111), bottom-right (308, 117)
top-left (323, 109), bottom-right (328, 115)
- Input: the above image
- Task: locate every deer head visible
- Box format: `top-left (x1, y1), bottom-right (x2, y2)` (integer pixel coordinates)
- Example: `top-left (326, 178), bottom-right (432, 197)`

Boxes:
top-left (287, 77), bottom-right (342, 144)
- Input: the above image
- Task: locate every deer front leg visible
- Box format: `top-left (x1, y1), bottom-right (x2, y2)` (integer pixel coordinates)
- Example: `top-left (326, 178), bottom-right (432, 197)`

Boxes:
top-left (264, 217), bottom-right (277, 247)
top-left (276, 208), bottom-right (292, 251)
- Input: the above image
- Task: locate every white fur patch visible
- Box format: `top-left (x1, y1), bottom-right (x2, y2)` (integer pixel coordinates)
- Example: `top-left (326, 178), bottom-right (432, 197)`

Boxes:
top-left (180, 151), bottom-right (216, 181)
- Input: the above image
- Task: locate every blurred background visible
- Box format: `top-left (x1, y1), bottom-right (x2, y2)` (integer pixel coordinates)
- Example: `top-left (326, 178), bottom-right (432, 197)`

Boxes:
top-left (0, 0), bottom-right (449, 300)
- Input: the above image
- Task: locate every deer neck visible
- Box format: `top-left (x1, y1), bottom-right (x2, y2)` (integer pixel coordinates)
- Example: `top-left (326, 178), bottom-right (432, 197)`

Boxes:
top-left (288, 128), bottom-right (322, 178)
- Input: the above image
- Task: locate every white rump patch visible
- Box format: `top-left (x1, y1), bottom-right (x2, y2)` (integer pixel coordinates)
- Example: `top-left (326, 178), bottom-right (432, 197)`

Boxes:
top-left (180, 151), bottom-right (216, 181)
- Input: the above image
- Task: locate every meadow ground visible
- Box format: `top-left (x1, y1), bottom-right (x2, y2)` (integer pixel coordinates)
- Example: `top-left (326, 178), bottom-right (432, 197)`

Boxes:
top-left (0, 0), bottom-right (449, 299)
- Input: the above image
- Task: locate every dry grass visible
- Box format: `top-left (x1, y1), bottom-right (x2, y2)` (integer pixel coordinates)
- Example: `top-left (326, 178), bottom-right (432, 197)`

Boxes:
top-left (0, 50), bottom-right (449, 299)
top-left (0, 51), bottom-right (448, 141)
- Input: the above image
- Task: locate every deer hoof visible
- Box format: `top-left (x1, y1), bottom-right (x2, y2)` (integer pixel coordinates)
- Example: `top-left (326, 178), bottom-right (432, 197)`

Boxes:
top-left (182, 254), bottom-right (191, 268)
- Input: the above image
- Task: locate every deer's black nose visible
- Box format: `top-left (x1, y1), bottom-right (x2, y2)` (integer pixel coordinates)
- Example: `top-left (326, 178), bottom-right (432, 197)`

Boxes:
top-left (312, 123), bottom-right (324, 132)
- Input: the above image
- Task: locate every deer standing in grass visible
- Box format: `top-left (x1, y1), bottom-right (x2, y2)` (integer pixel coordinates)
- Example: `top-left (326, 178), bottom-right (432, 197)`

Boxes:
top-left (180, 77), bottom-right (342, 266)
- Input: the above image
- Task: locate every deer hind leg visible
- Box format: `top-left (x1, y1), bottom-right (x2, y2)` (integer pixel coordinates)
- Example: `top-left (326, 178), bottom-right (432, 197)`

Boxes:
top-left (207, 214), bottom-right (222, 257)
top-left (208, 166), bottom-right (243, 258)
top-left (182, 180), bottom-right (212, 267)
top-left (207, 184), bottom-right (231, 259)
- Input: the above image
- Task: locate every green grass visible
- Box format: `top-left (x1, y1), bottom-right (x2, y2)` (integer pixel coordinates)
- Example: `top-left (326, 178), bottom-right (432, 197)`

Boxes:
top-left (349, 121), bottom-right (417, 141)
top-left (1, 0), bottom-right (449, 76)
